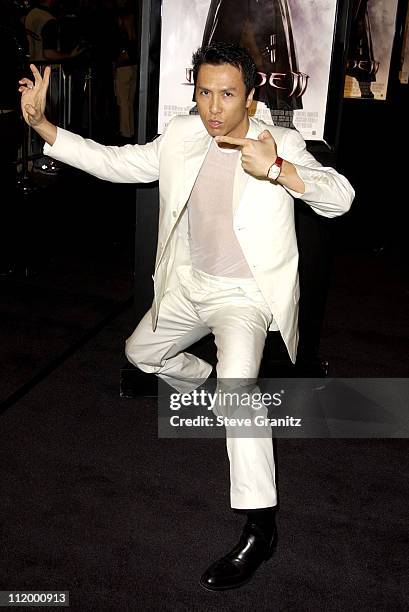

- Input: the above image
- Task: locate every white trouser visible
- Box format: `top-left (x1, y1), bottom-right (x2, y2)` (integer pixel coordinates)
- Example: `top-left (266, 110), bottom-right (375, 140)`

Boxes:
top-left (125, 265), bottom-right (277, 509)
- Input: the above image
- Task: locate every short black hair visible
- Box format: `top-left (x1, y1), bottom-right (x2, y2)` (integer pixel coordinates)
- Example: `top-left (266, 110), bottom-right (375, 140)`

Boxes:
top-left (192, 42), bottom-right (257, 96)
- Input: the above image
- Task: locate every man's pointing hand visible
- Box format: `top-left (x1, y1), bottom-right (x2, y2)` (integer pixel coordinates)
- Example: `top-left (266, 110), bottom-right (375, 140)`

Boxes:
top-left (215, 130), bottom-right (278, 179)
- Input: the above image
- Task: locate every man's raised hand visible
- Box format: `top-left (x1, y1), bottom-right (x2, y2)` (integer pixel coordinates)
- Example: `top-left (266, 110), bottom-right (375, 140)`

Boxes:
top-left (18, 64), bottom-right (51, 127)
top-left (215, 130), bottom-right (278, 179)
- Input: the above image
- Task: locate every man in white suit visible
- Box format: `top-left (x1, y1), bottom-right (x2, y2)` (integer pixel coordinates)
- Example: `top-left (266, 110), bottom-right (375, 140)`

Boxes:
top-left (19, 43), bottom-right (354, 591)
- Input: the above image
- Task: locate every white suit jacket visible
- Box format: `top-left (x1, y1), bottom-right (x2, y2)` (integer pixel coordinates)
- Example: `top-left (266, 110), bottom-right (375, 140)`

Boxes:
top-left (44, 115), bottom-right (354, 362)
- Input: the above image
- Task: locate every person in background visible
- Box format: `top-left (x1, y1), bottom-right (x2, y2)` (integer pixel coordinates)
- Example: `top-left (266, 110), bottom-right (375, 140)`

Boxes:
top-left (114, 0), bottom-right (138, 143)
top-left (24, 0), bottom-right (83, 62)
top-left (24, 0), bottom-right (85, 173)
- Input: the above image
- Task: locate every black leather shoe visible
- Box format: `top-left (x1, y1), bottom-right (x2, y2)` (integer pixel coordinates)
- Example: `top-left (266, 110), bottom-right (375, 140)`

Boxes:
top-left (199, 522), bottom-right (277, 591)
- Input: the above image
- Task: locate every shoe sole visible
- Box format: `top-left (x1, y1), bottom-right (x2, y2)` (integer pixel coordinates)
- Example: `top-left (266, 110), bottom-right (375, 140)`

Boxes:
top-left (199, 573), bottom-right (255, 591)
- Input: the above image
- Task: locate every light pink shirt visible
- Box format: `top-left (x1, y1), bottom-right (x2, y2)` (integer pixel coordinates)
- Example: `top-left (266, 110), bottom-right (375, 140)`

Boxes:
top-left (187, 140), bottom-right (253, 278)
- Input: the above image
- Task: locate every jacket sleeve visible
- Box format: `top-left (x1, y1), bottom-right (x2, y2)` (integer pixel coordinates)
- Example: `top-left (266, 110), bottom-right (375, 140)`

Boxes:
top-left (43, 127), bottom-right (163, 184)
top-left (281, 128), bottom-right (355, 218)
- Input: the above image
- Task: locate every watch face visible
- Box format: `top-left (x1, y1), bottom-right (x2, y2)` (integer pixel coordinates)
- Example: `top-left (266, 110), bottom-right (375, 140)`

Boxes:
top-left (268, 164), bottom-right (281, 180)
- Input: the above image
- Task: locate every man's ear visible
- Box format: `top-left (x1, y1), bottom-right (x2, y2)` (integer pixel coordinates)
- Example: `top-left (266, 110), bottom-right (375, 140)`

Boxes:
top-left (246, 87), bottom-right (255, 108)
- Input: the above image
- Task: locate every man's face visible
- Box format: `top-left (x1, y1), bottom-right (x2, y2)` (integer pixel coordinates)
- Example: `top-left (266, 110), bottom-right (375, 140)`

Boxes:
top-left (195, 63), bottom-right (254, 139)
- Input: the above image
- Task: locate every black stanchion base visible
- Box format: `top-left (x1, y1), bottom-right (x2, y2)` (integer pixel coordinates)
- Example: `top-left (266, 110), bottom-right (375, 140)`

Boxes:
top-left (15, 175), bottom-right (39, 196)
top-left (120, 364), bottom-right (158, 398)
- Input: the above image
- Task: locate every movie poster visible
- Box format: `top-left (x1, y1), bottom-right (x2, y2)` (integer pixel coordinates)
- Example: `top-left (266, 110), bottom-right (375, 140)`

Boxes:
top-left (344, 0), bottom-right (399, 99)
top-left (399, 2), bottom-right (409, 84)
top-left (158, 0), bottom-right (338, 141)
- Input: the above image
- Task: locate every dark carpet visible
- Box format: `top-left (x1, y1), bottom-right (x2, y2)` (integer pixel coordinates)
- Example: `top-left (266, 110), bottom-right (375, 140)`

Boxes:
top-left (1, 250), bottom-right (409, 610)
top-left (1, 168), bottom-right (135, 406)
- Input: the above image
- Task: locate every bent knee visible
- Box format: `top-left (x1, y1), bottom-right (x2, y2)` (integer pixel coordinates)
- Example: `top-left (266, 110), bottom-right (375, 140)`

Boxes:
top-left (125, 338), bottom-right (148, 368)
top-left (125, 336), bottom-right (164, 374)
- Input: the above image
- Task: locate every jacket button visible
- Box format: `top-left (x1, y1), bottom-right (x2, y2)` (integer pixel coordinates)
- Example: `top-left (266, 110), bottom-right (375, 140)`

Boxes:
top-left (172, 210), bottom-right (177, 217)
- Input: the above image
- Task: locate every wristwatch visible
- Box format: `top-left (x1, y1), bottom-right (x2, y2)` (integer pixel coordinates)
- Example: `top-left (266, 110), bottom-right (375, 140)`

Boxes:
top-left (267, 156), bottom-right (283, 181)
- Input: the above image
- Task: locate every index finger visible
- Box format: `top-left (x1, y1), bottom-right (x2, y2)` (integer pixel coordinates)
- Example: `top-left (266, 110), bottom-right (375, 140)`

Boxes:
top-left (30, 63), bottom-right (42, 85)
top-left (215, 135), bottom-right (252, 147)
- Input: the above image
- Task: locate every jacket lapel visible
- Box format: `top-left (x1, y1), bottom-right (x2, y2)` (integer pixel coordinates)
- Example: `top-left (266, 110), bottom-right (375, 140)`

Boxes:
top-left (232, 117), bottom-right (261, 215)
top-left (181, 131), bottom-right (212, 208)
